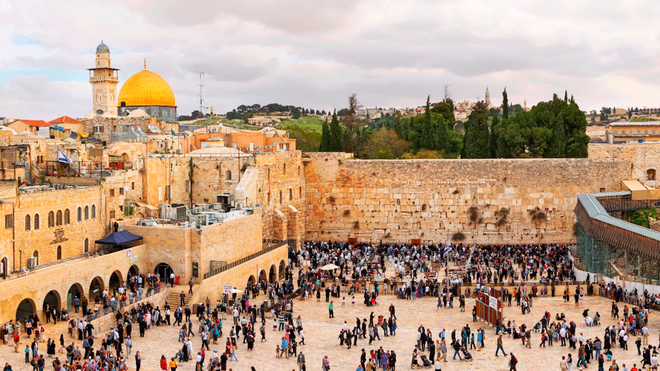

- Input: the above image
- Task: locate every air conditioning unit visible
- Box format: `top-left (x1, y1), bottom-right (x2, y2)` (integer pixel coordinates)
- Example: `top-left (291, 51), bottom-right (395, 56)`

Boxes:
top-left (27, 257), bottom-right (37, 269)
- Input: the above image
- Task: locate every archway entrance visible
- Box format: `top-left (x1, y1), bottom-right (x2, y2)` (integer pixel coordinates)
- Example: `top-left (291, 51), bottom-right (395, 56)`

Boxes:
top-left (155, 263), bottom-right (174, 283)
top-left (1, 257), bottom-right (7, 279)
top-left (109, 271), bottom-right (123, 292)
top-left (247, 275), bottom-right (256, 288)
top-left (67, 283), bottom-right (85, 312)
top-left (16, 298), bottom-right (35, 322)
top-left (259, 269), bottom-right (266, 282)
top-left (43, 290), bottom-right (60, 314)
top-left (269, 265), bottom-right (276, 283)
top-left (128, 264), bottom-right (139, 278)
top-left (89, 276), bottom-right (104, 302)
top-left (279, 260), bottom-right (286, 280)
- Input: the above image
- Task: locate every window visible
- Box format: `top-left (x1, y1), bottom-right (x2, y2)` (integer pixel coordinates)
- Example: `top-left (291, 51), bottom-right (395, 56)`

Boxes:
top-left (34, 214), bottom-right (40, 230)
top-left (48, 211), bottom-right (54, 228)
top-left (77, 207), bottom-right (82, 222)
top-left (298, 166), bottom-right (300, 175)
top-left (5, 214), bottom-right (12, 229)
top-left (56, 246), bottom-right (62, 260)
top-left (25, 215), bottom-right (31, 231)
top-left (110, 189), bottom-right (115, 197)
top-left (268, 191), bottom-right (271, 203)
top-left (131, 182), bottom-right (135, 190)
top-left (91, 205), bottom-right (96, 219)
top-left (110, 210), bottom-right (116, 219)
top-left (279, 190), bottom-right (282, 204)
top-left (56, 210), bottom-right (62, 226)
top-left (84, 238), bottom-right (89, 253)
top-left (647, 169), bottom-right (657, 181)
top-left (299, 187), bottom-right (302, 197)
top-left (64, 209), bottom-right (70, 224)
top-left (283, 164), bottom-right (286, 175)
top-left (226, 170), bottom-right (232, 181)
top-left (119, 187), bottom-right (124, 195)
top-left (32, 251), bottom-right (38, 265)
top-left (84, 206), bottom-right (89, 220)
top-left (289, 188), bottom-right (292, 200)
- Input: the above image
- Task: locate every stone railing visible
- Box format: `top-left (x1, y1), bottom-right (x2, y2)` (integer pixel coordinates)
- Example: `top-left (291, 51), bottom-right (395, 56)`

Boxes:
top-left (203, 241), bottom-right (287, 279)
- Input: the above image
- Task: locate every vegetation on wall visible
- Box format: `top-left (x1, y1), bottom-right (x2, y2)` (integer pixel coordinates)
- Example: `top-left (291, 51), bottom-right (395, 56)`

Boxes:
top-left (627, 208), bottom-right (659, 229)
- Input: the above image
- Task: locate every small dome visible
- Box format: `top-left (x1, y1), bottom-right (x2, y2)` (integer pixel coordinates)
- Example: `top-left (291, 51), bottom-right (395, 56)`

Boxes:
top-left (96, 41), bottom-right (110, 53)
top-left (128, 109), bottom-right (149, 118)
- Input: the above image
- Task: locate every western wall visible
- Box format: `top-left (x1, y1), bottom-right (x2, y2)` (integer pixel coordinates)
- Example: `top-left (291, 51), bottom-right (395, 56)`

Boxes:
top-left (303, 153), bottom-right (632, 244)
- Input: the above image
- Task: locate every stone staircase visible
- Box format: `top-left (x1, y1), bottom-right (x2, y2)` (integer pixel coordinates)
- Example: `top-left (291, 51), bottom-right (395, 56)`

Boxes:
top-left (166, 286), bottom-right (194, 307)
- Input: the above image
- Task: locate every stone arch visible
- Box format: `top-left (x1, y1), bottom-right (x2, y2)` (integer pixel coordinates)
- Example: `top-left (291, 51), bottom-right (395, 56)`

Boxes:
top-left (259, 269), bottom-right (267, 282)
top-left (84, 238), bottom-right (89, 253)
top-left (48, 211), bottom-right (54, 228)
top-left (247, 275), bottom-right (256, 288)
top-left (56, 210), bottom-right (62, 226)
top-left (84, 206), bottom-right (89, 220)
top-left (279, 260), bottom-right (286, 280)
top-left (647, 169), bottom-right (656, 181)
top-left (34, 214), bottom-right (39, 230)
top-left (226, 170), bottom-right (232, 180)
top-left (66, 283), bottom-right (85, 311)
top-left (25, 214), bottom-right (31, 231)
top-left (155, 263), bottom-right (174, 283)
top-left (109, 270), bottom-right (123, 292)
top-left (43, 290), bottom-right (61, 313)
top-left (77, 207), bottom-right (82, 222)
top-left (269, 264), bottom-right (276, 282)
top-left (32, 250), bottom-right (38, 266)
top-left (64, 209), bottom-right (70, 224)
top-left (92, 205), bottom-right (96, 218)
top-left (128, 264), bottom-right (140, 280)
top-left (15, 298), bottom-right (36, 322)
top-left (89, 276), bottom-right (104, 302)
top-left (57, 245), bottom-right (62, 260)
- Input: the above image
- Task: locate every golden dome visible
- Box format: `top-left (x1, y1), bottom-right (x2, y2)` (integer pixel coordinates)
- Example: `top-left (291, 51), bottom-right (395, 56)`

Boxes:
top-left (118, 69), bottom-right (176, 107)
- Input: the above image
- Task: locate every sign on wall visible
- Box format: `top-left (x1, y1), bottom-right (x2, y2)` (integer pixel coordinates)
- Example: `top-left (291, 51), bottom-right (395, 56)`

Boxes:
top-left (223, 285), bottom-right (232, 295)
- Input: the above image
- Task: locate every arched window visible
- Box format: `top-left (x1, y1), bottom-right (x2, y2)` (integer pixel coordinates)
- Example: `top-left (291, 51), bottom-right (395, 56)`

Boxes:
top-left (25, 215), bottom-right (31, 231)
top-left (77, 207), bottom-right (82, 222)
top-left (57, 246), bottom-right (62, 260)
top-left (48, 211), bottom-right (54, 228)
top-left (34, 214), bottom-right (40, 230)
top-left (64, 209), bottom-right (70, 224)
top-left (283, 164), bottom-right (286, 175)
top-left (91, 205), bottom-right (96, 219)
top-left (84, 238), bottom-right (89, 253)
top-left (647, 169), bottom-right (657, 181)
top-left (32, 251), bottom-right (38, 265)
top-left (56, 210), bottom-right (62, 226)
top-left (226, 170), bottom-right (232, 181)
top-left (84, 206), bottom-right (89, 220)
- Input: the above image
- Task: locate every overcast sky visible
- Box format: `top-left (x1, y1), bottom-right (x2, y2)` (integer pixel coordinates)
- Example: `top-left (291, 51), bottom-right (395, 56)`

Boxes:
top-left (1, 0), bottom-right (659, 120)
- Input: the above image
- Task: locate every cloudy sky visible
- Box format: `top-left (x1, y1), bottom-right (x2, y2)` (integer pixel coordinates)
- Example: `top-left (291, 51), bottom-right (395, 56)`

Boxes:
top-left (1, 0), bottom-right (659, 119)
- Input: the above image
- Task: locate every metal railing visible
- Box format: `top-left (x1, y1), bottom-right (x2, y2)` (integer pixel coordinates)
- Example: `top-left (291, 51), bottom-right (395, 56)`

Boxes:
top-left (203, 241), bottom-right (288, 279)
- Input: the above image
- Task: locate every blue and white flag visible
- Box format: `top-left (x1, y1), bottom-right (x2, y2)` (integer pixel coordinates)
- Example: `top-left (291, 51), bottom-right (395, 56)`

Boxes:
top-left (443, 237), bottom-right (453, 256)
top-left (58, 149), bottom-right (74, 164)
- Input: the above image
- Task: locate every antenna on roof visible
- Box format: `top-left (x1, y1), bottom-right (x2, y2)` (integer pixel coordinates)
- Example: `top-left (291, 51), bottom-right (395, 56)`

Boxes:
top-left (196, 63), bottom-right (205, 116)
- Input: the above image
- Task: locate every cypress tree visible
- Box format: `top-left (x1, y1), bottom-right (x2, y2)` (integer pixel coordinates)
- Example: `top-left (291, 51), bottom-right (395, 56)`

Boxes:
top-left (464, 101), bottom-right (491, 158)
top-left (490, 114), bottom-right (499, 158)
top-left (319, 119), bottom-right (331, 151)
top-left (502, 88), bottom-right (509, 119)
top-left (329, 110), bottom-right (343, 151)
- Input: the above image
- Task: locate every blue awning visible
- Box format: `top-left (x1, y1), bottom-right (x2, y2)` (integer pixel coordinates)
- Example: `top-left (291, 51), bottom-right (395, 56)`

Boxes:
top-left (95, 230), bottom-right (143, 245)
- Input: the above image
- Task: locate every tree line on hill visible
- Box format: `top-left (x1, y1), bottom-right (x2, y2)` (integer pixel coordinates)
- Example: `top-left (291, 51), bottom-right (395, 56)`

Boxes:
top-left (225, 104), bottom-right (327, 121)
top-left (317, 89), bottom-right (589, 159)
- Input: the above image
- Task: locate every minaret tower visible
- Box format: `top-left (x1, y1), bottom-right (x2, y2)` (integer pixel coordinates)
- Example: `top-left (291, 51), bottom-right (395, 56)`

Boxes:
top-left (485, 86), bottom-right (491, 108)
top-left (88, 40), bottom-right (119, 115)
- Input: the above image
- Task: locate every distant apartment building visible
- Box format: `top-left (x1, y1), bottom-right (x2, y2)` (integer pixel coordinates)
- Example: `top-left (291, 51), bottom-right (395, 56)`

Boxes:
top-left (606, 121), bottom-right (660, 143)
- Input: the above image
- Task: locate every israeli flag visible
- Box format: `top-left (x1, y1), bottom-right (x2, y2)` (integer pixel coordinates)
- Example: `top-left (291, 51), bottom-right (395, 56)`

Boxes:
top-left (443, 237), bottom-right (452, 257)
top-left (57, 149), bottom-right (74, 164)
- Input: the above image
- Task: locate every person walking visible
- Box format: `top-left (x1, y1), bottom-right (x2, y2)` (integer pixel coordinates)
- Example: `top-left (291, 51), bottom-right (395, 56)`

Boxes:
top-left (297, 351), bottom-right (306, 371)
top-left (322, 355), bottom-right (330, 371)
top-left (135, 352), bottom-right (141, 371)
top-left (328, 302), bottom-right (334, 318)
top-left (496, 335), bottom-right (507, 357)
top-left (508, 353), bottom-right (518, 371)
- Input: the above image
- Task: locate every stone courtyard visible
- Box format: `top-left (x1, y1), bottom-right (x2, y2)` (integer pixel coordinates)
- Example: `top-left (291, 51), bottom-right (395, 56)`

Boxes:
top-left (2, 285), bottom-right (656, 371)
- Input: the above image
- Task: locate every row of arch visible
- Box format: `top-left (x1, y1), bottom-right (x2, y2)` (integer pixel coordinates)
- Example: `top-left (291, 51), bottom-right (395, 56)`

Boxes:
top-left (24, 205), bottom-right (97, 231)
top-left (246, 260), bottom-right (286, 287)
top-left (14, 265), bottom-right (139, 321)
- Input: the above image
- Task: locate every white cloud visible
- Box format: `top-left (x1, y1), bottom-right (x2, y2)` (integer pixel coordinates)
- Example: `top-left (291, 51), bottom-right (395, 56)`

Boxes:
top-left (0, 0), bottom-right (658, 119)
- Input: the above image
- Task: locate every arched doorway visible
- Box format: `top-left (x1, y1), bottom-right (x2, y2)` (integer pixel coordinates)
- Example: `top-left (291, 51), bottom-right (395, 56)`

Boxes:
top-left (259, 269), bottom-right (267, 282)
top-left (155, 263), bottom-right (174, 283)
top-left (67, 283), bottom-right (85, 312)
top-left (269, 265), bottom-right (276, 283)
top-left (1, 257), bottom-right (7, 279)
top-left (89, 276), bottom-right (104, 302)
top-left (15, 298), bottom-right (35, 322)
top-left (279, 260), bottom-right (286, 280)
top-left (109, 271), bottom-right (123, 292)
top-left (247, 275), bottom-right (256, 288)
top-left (128, 264), bottom-right (140, 279)
top-left (43, 290), bottom-right (61, 314)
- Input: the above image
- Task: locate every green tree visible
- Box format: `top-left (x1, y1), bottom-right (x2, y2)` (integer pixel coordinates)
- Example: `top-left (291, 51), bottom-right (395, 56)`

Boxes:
top-left (319, 119), bottom-right (331, 151)
top-left (329, 110), bottom-right (343, 151)
top-left (502, 87), bottom-right (509, 119)
top-left (490, 114), bottom-right (499, 158)
top-left (464, 101), bottom-right (491, 158)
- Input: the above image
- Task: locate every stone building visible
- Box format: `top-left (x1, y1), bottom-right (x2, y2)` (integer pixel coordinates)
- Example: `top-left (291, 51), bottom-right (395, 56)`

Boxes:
top-left (88, 41), bottom-right (119, 116)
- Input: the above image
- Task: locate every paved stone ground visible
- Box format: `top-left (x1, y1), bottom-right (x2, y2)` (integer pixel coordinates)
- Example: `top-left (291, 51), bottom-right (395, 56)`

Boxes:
top-left (2, 291), bottom-right (658, 371)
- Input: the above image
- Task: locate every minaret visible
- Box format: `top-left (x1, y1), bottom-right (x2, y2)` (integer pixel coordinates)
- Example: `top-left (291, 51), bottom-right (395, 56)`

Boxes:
top-left (524, 99), bottom-right (529, 111)
top-left (485, 86), bottom-right (491, 108)
top-left (88, 40), bottom-right (119, 115)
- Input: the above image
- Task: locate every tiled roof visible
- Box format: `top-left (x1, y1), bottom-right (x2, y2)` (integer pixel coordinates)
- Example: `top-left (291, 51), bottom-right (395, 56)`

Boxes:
top-left (48, 116), bottom-right (82, 124)
top-left (16, 119), bottom-right (50, 127)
